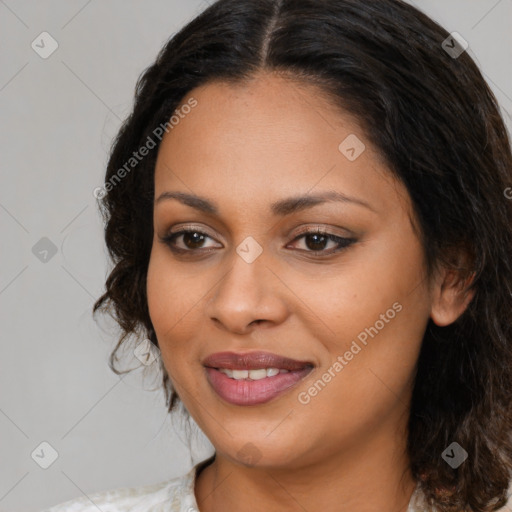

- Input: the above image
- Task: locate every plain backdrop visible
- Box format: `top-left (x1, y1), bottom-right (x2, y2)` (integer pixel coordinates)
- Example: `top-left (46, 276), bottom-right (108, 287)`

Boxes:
top-left (0, 1), bottom-right (511, 510)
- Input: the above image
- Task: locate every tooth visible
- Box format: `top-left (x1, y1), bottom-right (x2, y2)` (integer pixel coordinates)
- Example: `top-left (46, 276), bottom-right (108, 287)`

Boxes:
top-left (218, 367), bottom-right (291, 380)
top-left (248, 369), bottom-right (268, 380)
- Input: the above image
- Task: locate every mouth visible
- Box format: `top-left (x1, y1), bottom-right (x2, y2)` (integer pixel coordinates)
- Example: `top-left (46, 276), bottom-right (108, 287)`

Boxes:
top-left (202, 351), bottom-right (314, 406)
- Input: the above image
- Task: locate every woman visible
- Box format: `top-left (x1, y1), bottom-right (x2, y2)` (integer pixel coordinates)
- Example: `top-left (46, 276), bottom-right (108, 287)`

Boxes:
top-left (43, 0), bottom-right (512, 511)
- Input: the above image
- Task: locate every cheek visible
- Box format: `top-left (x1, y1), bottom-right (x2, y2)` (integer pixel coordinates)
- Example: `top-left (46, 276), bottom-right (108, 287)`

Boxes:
top-left (292, 242), bottom-right (429, 431)
top-left (146, 248), bottom-right (195, 358)
top-left (295, 308), bottom-right (425, 447)
top-left (146, 249), bottom-right (173, 333)
top-left (147, 245), bottom-right (202, 331)
top-left (146, 245), bottom-right (219, 390)
top-left (295, 236), bottom-right (428, 351)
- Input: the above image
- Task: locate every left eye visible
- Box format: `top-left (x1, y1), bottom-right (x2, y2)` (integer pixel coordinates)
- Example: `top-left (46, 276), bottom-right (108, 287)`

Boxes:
top-left (288, 230), bottom-right (355, 255)
top-left (160, 228), bottom-right (355, 256)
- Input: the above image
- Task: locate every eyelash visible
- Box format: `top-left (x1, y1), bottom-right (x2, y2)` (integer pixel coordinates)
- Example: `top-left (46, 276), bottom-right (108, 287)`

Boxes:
top-left (160, 226), bottom-right (355, 258)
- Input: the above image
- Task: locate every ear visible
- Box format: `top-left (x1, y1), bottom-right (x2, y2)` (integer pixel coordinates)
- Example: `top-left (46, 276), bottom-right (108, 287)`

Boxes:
top-left (430, 254), bottom-right (476, 327)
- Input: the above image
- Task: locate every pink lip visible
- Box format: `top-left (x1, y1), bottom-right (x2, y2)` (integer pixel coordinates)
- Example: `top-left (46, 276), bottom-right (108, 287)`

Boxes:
top-left (202, 351), bottom-right (313, 371)
top-left (203, 351), bottom-right (314, 406)
top-left (205, 367), bottom-right (313, 406)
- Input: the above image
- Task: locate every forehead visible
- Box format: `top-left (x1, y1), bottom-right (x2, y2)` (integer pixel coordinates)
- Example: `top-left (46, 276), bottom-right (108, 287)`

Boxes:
top-left (153, 73), bottom-right (413, 221)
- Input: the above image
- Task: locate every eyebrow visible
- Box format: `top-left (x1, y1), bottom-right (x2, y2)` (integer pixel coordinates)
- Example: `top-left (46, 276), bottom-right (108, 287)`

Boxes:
top-left (155, 190), bottom-right (376, 215)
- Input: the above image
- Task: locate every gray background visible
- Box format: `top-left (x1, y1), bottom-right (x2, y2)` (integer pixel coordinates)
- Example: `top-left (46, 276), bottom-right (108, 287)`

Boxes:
top-left (0, 1), bottom-right (511, 511)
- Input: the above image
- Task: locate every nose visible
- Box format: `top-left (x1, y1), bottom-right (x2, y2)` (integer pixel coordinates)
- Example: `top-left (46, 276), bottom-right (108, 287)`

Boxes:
top-left (204, 248), bottom-right (289, 335)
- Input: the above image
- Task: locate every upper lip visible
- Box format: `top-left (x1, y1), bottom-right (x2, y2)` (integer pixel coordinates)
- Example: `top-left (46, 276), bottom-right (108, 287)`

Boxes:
top-left (202, 351), bottom-right (314, 371)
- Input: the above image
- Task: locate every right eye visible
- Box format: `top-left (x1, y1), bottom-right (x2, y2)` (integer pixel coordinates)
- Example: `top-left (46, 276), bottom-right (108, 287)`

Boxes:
top-left (160, 228), bottom-right (222, 254)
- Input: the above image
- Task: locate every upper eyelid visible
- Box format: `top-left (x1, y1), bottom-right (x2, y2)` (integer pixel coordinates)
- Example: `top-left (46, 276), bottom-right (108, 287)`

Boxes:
top-left (165, 225), bottom-right (221, 242)
top-left (163, 225), bottom-right (349, 241)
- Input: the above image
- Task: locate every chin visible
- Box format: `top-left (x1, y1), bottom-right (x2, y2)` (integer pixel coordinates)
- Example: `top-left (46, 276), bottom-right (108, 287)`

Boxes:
top-left (212, 432), bottom-right (305, 469)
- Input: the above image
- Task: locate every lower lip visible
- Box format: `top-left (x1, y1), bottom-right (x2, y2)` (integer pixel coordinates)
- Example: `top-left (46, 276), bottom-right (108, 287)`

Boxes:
top-left (205, 367), bottom-right (313, 406)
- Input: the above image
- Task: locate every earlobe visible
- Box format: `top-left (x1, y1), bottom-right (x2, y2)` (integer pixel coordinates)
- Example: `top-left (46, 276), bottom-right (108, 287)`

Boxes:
top-left (430, 267), bottom-right (476, 327)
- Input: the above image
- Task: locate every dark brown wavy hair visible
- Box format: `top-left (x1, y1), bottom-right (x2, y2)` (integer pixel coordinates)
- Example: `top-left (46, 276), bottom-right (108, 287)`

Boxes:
top-left (93, 0), bottom-right (512, 510)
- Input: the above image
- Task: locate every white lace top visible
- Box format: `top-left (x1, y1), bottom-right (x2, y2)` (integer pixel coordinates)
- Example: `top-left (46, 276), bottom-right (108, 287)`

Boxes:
top-left (41, 455), bottom-right (510, 512)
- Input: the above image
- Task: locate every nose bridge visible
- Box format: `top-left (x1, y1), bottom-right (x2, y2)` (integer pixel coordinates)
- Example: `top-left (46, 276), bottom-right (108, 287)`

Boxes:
top-left (205, 237), bottom-right (287, 331)
top-left (216, 239), bottom-right (269, 308)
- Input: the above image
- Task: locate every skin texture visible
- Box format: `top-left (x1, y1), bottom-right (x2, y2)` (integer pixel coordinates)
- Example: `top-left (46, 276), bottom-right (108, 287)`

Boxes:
top-left (147, 72), bottom-right (474, 512)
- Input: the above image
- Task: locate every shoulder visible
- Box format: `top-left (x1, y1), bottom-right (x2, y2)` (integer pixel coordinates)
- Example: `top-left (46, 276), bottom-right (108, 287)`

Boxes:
top-left (40, 477), bottom-right (189, 512)
top-left (39, 457), bottom-right (213, 512)
top-left (41, 479), bottom-right (178, 512)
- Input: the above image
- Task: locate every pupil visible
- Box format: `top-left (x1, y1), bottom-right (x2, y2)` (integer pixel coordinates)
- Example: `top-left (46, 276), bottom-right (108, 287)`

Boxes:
top-left (184, 232), bottom-right (205, 249)
top-left (306, 234), bottom-right (327, 251)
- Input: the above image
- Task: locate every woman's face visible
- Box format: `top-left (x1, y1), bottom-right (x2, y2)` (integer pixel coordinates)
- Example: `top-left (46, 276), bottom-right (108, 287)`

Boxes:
top-left (147, 72), bottom-right (433, 468)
